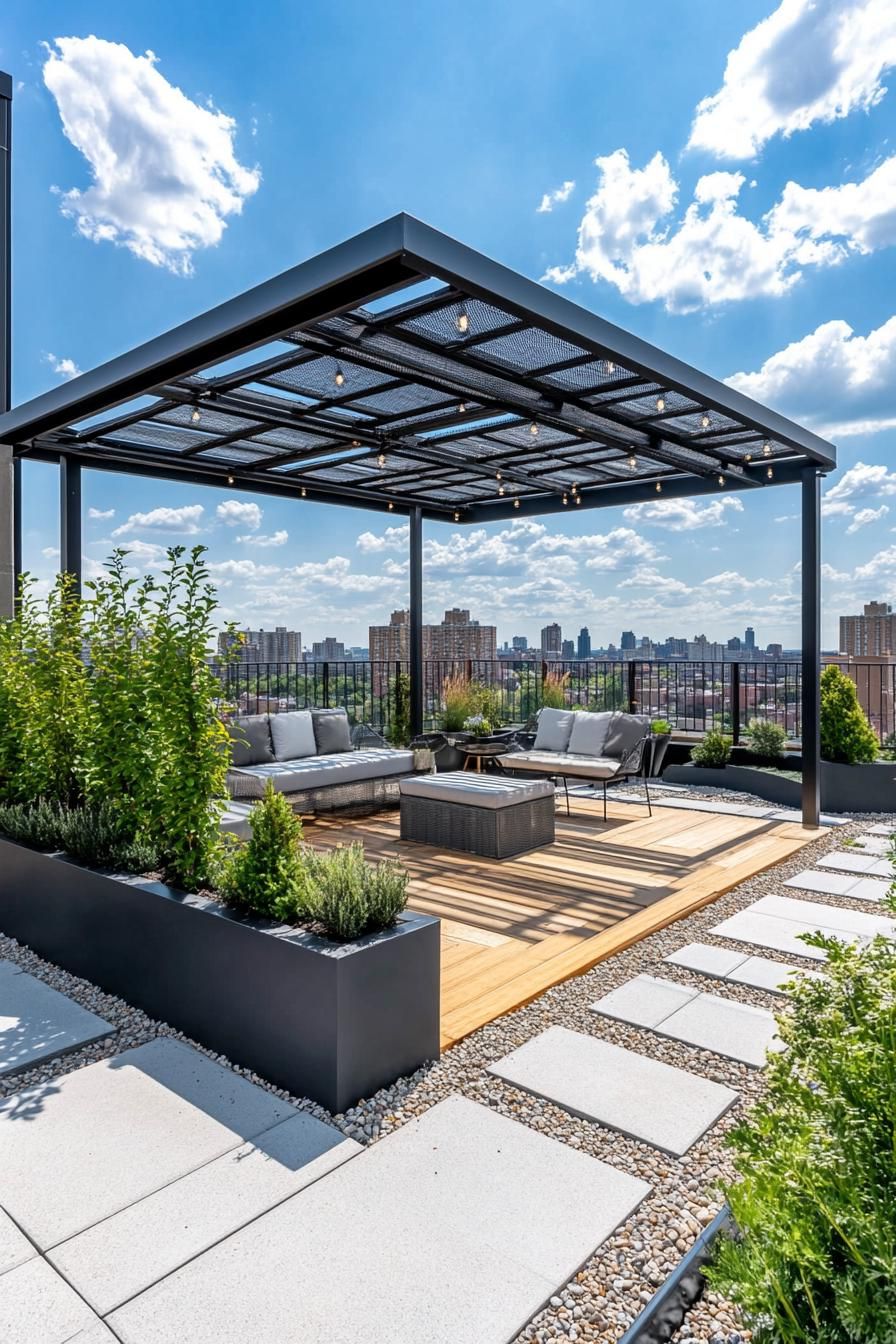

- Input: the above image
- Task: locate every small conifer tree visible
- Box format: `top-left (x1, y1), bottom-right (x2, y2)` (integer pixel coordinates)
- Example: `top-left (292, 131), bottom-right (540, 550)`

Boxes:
top-left (220, 782), bottom-right (306, 921)
top-left (819, 664), bottom-right (878, 764)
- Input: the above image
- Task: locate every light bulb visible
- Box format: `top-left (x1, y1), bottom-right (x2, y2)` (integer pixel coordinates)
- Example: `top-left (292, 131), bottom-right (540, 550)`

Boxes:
top-left (455, 308), bottom-right (469, 335)
top-left (301, 487), bottom-right (307, 498)
top-left (701, 412), bottom-right (710, 429)
top-left (562, 494), bottom-right (568, 505)
top-left (458, 402), bottom-right (467, 413)
top-left (628, 454), bottom-right (637, 469)
top-left (766, 466), bottom-right (774, 480)
top-left (351, 439), bottom-right (361, 448)
top-left (227, 473), bottom-right (235, 486)
top-left (454, 511), bottom-right (460, 522)
top-left (718, 473), bottom-right (725, 486)
top-left (191, 407), bottom-right (201, 424)
top-left (334, 367), bottom-right (345, 387)
top-left (656, 396), bottom-right (665, 413)
top-left (607, 360), bottom-right (615, 374)
top-left (514, 498), bottom-right (520, 509)
top-left (498, 485), bottom-right (505, 496)
top-left (575, 493), bottom-right (581, 504)
top-left (377, 453), bottom-right (386, 468)
top-left (745, 453), bottom-right (752, 462)
top-left (496, 470), bottom-right (502, 481)
top-left (655, 481), bottom-right (662, 493)
top-left (529, 421), bottom-right (539, 437)
top-left (762, 440), bottom-right (771, 456)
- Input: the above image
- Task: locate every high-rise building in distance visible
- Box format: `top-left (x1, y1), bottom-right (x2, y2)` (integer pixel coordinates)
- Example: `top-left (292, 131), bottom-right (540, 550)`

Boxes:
top-left (577, 626), bottom-right (591, 660)
top-left (744, 626), bottom-right (756, 651)
top-left (511, 635), bottom-right (528, 652)
top-left (540, 623), bottom-right (562, 659)
top-left (368, 608), bottom-right (497, 692)
top-left (839, 602), bottom-right (896, 656)
top-left (561, 639), bottom-right (575, 660)
top-left (620, 630), bottom-right (636, 651)
top-left (220, 627), bottom-right (302, 664)
top-left (310, 637), bottom-right (347, 661)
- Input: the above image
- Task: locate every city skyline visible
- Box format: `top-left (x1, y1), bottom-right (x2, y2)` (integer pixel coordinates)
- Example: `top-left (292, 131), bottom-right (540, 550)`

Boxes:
top-left (4, 2), bottom-right (896, 649)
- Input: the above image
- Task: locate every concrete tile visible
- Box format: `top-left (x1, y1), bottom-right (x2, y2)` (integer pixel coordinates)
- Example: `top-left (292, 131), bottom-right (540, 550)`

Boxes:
top-left (50, 1113), bottom-right (361, 1315)
top-left (660, 994), bottom-right (783, 1068)
top-left (754, 894), bottom-right (896, 940)
top-left (0, 968), bottom-right (113, 1077)
top-left (0, 1039), bottom-right (297, 1249)
top-left (852, 835), bottom-right (891, 854)
top-left (867, 824), bottom-right (895, 836)
top-left (590, 975), bottom-right (698, 1028)
top-left (819, 852), bottom-right (891, 876)
top-left (783, 869), bottom-right (858, 897)
top-left (0, 1208), bottom-right (35, 1278)
top-left (488, 1026), bottom-right (738, 1156)
top-left (109, 1096), bottom-right (650, 1344)
top-left (848, 877), bottom-right (893, 902)
top-left (664, 944), bottom-right (748, 978)
top-left (727, 955), bottom-right (816, 995)
top-left (0, 1258), bottom-right (116, 1343)
top-left (711, 909), bottom-right (829, 961)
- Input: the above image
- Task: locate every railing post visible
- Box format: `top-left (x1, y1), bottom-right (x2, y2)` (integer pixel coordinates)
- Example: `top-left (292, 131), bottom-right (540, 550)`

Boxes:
top-left (731, 662), bottom-right (741, 745)
top-left (627, 660), bottom-right (638, 714)
top-left (322, 660), bottom-right (330, 709)
top-left (394, 659), bottom-right (403, 738)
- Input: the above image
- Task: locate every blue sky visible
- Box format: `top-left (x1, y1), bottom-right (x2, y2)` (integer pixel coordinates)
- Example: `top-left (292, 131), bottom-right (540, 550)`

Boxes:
top-left (3, 0), bottom-right (896, 648)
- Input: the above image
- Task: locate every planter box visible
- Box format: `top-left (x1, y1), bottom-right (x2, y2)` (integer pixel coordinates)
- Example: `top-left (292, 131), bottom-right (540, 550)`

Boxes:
top-left (0, 839), bottom-right (440, 1114)
top-left (663, 761), bottom-right (896, 813)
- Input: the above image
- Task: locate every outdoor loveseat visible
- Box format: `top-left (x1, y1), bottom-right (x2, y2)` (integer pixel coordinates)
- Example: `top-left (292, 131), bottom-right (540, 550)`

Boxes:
top-left (502, 708), bottom-right (653, 818)
top-left (225, 708), bottom-right (416, 812)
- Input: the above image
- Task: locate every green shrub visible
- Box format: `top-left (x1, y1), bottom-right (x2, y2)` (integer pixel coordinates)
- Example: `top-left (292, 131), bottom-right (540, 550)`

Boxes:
top-left (690, 730), bottom-right (732, 767)
top-left (746, 718), bottom-right (787, 762)
top-left (442, 672), bottom-right (473, 731)
top-left (218, 783), bottom-right (306, 921)
top-left (650, 718), bottom-right (672, 735)
top-left (541, 669), bottom-right (569, 710)
top-left (57, 801), bottom-right (160, 873)
top-left (710, 904), bottom-right (896, 1343)
top-left (304, 842), bottom-right (408, 942)
top-left (389, 670), bottom-right (411, 746)
top-left (0, 798), bottom-right (67, 850)
top-left (820, 664), bottom-right (878, 765)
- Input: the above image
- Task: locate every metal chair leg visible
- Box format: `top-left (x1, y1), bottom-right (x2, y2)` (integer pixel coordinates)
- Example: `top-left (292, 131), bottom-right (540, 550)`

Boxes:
top-left (602, 781), bottom-right (607, 822)
top-left (562, 775), bottom-right (570, 817)
top-left (644, 777), bottom-right (652, 817)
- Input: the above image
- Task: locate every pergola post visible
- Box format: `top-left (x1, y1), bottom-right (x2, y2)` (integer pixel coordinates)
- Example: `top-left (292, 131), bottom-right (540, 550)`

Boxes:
top-left (60, 456), bottom-right (82, 594)
top-left (0, 72), bottom-right (12, 619)
top-left (801, 466), bottom-right (821, 828)
top-left (408, 505), bottom-right (423, 738)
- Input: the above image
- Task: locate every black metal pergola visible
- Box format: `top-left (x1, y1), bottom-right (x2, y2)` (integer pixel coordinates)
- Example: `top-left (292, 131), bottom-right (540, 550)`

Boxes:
top-left (0, 101), bottom-right (834, 825)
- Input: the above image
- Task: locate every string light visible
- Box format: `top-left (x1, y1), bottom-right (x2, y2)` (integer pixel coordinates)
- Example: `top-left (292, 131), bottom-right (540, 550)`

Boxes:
top-left (227, 473), bottom-right (235, 486)
top-left (191, 407), bottom-right (201, 424)
top-left (762, 440), bottom-right (772, 457)
top-left (529, 421), bottom-right (539, 437)
top-left (333, 367), bottom-right (345, 388)
top-left (498, 485), bottom-right (505, 496)
top-left (454, 510), bottom-right (460, 521)
top-left (496, 470), bottom-right (502, 481)
top-left (575, 493), bottom-right (582, 505)
top-left (655, 481), bottom-right (663, 493)
top-left (300, 487), bottom-right (307, 498)
top-left (377, 452), bottom-right (386, 468)
top-left (455, 308), bottom-right (469, 335)
top-left (718, 473), bottom-right (725, 486)
top-left (607, 360), bottom-right (615, 374)
top-left (701, 412), bottom-right (710, 429)
top-left (513, 498), bottom-right (520, 509)
top-left (388, 501), bottom-right (394, 511)
top-left (745, 453), bottom-right (753, 462)
top-left (628, 454), bottom-right (637, 470)
top-left (458, 402), bottom-right (467, 413)
top-left (656, 396), bottom-right (665, 413)
top-left (562, 494), bottom-right (568, 506)
top-left (351, 439), bottom-right (361, 448)
top-left (766, 466), bottom-right (774, 480)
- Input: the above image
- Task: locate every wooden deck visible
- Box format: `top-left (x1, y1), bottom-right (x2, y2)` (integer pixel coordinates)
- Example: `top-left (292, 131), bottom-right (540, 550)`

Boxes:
top-left (304, 798), bottom-right (819, 1050)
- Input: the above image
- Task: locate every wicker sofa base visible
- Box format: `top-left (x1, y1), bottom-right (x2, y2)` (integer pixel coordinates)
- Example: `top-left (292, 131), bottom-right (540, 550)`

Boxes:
top-left (400, 792), bottom-right (555, 859)
top-left (287, 775), bottom-right (404, 815)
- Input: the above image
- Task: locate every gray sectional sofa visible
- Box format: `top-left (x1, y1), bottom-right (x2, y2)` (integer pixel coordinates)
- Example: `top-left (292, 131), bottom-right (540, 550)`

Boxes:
top-left (502, 707), bottom-right (652, 818)
top-left (225, 708), bottom-right (416, 812)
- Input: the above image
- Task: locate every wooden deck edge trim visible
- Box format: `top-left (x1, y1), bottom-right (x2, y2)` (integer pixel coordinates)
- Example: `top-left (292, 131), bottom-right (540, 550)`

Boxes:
top-left (439, 825), bottom-right (817, 1049)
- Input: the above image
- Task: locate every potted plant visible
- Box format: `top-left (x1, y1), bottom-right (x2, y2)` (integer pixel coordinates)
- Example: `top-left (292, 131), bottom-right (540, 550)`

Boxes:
top-left (690, 730), bottom-right (732, 769)
top-left (746, 717), bottom-right (787, 766)
top-left (649, 718), bottom-right (673, 776)
top-left (462, 713), bottom-right (492, 739)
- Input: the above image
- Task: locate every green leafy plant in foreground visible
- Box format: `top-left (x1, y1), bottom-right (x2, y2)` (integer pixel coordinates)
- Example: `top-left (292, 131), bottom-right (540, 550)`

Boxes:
top-left (820, 664), bottom-right (878, 765)
top-left (710, 901), bottom-right (896, 1343)
top-left (690, 730), bottom-right (732, 768)
top-left (303, 842), bottom-right (408, 942)
top-left (746, 718), bottom-right (787, 763)
top-left (650, 718), bottom-right (672, 735)
top-left (218, 783), bottom-right (306, 921)
top-left (442, 672), bottom-right (473, 732)
top-left (0, 798), bottom-right (68, 850)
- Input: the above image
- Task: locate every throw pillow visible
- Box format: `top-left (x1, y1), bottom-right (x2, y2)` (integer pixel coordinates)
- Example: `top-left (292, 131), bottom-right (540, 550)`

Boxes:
top-left (603, 713), bottom-right (650, 761)
top-left (312, 708), bottom-right (353, 754)
top-left (533, 706), bottom-right (575, 753)
top-left (227, 715), bottom-right (274, 767)
top-left (567, 710), bottom-right (613, 758)
top-left (269, 710), bottom-right (317, 761)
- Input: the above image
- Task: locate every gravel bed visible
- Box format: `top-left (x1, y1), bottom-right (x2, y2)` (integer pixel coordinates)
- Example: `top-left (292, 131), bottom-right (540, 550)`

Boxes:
top-left (1, 789), bottom-right (893, 1344)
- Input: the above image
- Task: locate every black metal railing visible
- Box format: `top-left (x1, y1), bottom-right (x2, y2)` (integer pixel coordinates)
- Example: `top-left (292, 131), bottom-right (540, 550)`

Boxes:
top-left (221, 657), bottom-right (896, 746)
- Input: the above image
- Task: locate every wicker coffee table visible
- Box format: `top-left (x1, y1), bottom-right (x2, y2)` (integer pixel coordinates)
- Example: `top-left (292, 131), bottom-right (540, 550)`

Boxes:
top-left (399, 772), bottom-right (555, 859)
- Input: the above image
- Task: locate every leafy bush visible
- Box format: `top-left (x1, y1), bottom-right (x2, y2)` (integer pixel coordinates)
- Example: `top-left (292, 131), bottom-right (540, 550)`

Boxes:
top-left (690, 730), bottom-right (732, 767)
top-left (218, 783), bottom-right (306, 921)
top-left (304, 843), bottom-right (408, 942)
top-left (541, 669), bottom-right (569, 710)
top-left (710, 905), bottom-right (896, 1343)
top-left (389, 670), bottom-right (411, 746)
top-left (0, 798), bottom-right (68, 850)
top-left (820, 664), bottom-right (878, 765)
top-left (746, 718), bottom-right (787, 762)
top-left (442, 673), bottom-right (473, 731)
top-left (650, 718), bottom-right (672, 735)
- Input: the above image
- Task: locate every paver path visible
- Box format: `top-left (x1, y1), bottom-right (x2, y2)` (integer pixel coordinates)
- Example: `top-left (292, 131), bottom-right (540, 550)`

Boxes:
top-left (664, 942), bottom-right (823, 994)
top-left (0, 959), bottom-right (113, 1077)
top-left (783, 869), bottom-right (890, 901)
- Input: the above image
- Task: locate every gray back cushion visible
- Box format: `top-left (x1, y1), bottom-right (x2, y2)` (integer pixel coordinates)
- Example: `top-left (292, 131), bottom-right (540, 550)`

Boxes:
top-left (311, 708), bottom-right (352, 754)
top-left (533, 707), bottom-right (575, 753)
top-left (227, 715), bottom-right (274, 767)
top-left (270, 710), bottom-right (317, 761)
top-left (603, 713), bottom-right (650, 760)
top-left (567, 710), bottom-right (614, 758)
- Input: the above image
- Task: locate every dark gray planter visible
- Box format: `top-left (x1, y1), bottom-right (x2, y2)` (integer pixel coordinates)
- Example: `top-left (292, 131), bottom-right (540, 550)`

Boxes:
top-left (0, 839), bottom-right (440, 1114)
top-left (648, 733), bottom-right (671, 777)
top-left (663, 761), bottom-right (896, 813)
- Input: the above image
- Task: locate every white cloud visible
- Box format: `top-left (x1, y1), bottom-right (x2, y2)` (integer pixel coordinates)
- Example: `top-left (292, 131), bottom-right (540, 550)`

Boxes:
top-left (112, 504), bottom-right (204, 536)
top-left (356, 524), bottom-right (410, 553)
top-left (537, 180), bottom-right (576, 213)
top-left (87, 506), bottom-right (115, 520)
top-left (622, 496), bottom-right (744, 529)
top-left (237, 529), bottom-right (288, 547)
top-left (41, 546), bottom-right (60, 560)
top-left (825, 461), bottom-right (896, 509)
top-left (688, 0), bottom-right (896, 160)
top-left (701, 570), bottom-right (772, 591)
top-left (45, 352), bottom-right (81, 379)
top-left (616, 568), bottom-right (692, 595)
top-left (217, 499), bottom-right (261, 530)
top-left (855, 545), bottom-right (896, 580)
top-left (726, 315), bottom-right (896, 436)
top-left (544, 148), bottom-right (896, 312)
top-left (112, 539), bottom-right (168, 567)
top-left (847, 504), bottom-right (889, 533)
top-left (207, 558), bottom-right (280, 579)
top-left (43, 37), bottom-right (260, 275)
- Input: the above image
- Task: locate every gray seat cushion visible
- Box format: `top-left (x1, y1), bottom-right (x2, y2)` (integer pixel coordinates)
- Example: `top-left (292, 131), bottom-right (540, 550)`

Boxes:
top-left (567, 711), bottom-right (613, 758)
top-left (399, 771), bottom-right (554, 809)
top-left (228, 748), bottom-right (415, 798)
top-left (311, 708), bottom-right (352, 754)
top-left (603, 713), bottom-right (650, 760)
top-left (269, 710), bottom-right (317, 761)
top-left (533, 707), bottom-right (575, 752)
top-left (227, 715), bottom-right (274, 767)
top-left (507, 751), bottom-right (621, 781)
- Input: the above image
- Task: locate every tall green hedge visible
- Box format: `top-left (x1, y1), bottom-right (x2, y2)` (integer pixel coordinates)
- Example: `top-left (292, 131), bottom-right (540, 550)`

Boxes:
top-left (819, 664), bottom-right (878, 764)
